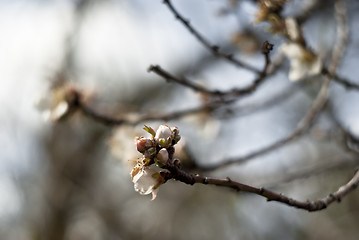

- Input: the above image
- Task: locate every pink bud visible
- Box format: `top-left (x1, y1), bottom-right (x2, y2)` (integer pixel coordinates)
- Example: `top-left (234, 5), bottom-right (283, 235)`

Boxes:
top-left (136, 138), bottom-right (153, 153)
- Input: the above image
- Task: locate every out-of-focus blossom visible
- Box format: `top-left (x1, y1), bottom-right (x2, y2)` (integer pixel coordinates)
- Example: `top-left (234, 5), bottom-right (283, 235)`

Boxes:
top-left (285, 18), bottom-right (300, 41)
top-left (131, 163), bottom-right (165, 200)
top-left (255, 0), bottom-right (287, 23)
top-left (281, 43), bottom-right (322, 82)
top-left (35, 87), bottom-right (71, 122)
top-left (230, 32), bottom-right (260, 54)
top-left (171, 126), bottom-right (181, 144)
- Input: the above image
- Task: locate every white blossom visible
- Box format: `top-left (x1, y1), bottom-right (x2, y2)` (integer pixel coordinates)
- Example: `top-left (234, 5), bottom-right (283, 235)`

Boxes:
top-left (281, 42), bottom-right (322, 82)
top-left (154, 125), bottom-right (172, 148)
top-left (35, 89), bottom-right (70, 122)
top-left (285, 18), bottom-right (300, 41)
top-left (131, 164), bottom-right (164, 200)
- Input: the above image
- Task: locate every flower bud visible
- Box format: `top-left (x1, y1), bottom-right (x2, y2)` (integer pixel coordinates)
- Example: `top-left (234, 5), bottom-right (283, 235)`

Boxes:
top-left (144, 147), bottom-right (156, 159)
top-left (174, 135), bottom-right (181, 144)
top-left (136, 137), bottom-right (154, 153)
top-left (171, 126), bottom-right (179, 136)
top-left (171, 126), bottom-right (181, 144)
top-left (155, 125), bottom-right (173, 148)
top-left (155, 148), bottom-right (169, 167)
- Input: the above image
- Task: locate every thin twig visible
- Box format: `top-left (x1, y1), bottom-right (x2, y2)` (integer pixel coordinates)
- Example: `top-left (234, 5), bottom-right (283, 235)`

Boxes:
top-left (322, 68), bottom-right (359, 90)
top-left (327, 100), bottom-right (359, 155)
top-left (199, 76), bottom-right (331, 171)
top-left (75, 93), bottom-right (228, 127)
top-left (162, 0), bottom-right (260, 73)
top-left (148, 41), bottom-right (273, 98)
top-left (263, 158), bottom-right (359, 188)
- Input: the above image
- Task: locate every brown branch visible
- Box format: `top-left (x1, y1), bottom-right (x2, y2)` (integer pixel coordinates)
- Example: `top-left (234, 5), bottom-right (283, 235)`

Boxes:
top-left (322, 68), bottom-right (359, 90)
top-left (148, 41), bottom-right (273, 98)
top-left (71, 41), bottom-right (272, 127)
top-left (197, 0), bottom-right (348, 171)
top-left (327, 100), bottom-right (359, 155)
top-left (163, 159), bottom-right (359, 212)
top-left (72, 91), bottom-right (229, 127)
top-left (263, 158), bottom-right (359, 188)
top-left (216, 85), bottom-right (298, 119)
top-left (322, 0), bottom-right (355, 90)
top-left (162, 0), bottom-right (260, 73)
top-left (199, 76), bottom-right (331, 171)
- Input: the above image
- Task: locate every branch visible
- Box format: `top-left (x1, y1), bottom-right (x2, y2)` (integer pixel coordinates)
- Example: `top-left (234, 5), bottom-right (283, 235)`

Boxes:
top-left (322, 69), bottom-right (359, 91)
top-left (148, 41), bottom-right (273, 98)
top-left (263, 158), bottom-right (359, 188)
top-left (197, 0), bottom-right (348, 171)
top-left (163, 160), bottom-right (359, 212)
top-left (162, 0), bottom-right (260, 73)
top-left (72, 91), bottom-right (229, 126)
top-left (321, 0), bottom-right (356, 90)
top-left (199, 76), bottom-right (331, 171)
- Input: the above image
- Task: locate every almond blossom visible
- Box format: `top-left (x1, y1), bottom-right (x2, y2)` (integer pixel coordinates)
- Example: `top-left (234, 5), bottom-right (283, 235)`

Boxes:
top-left (281, 42), bottom-right (322, 82)
top-left (131, 163), bottom-right (165, 200)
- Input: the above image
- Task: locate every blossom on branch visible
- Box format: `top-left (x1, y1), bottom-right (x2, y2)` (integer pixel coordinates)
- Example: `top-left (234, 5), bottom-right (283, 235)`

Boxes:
top-left (130, 124), bottom-right (181, 200)
top-left (131, 163), bottom-right (165, 200)
top-left (281, 42), bottom-right (322, 82)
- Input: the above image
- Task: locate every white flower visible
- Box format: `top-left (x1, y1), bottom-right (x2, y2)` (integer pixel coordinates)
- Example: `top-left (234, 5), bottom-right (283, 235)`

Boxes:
top-left (281, 43), bottom-right (322, 82)
top-left (131, 164), bottom-right (164, 200)
top-left (154, 125), bottom-right (173, 148)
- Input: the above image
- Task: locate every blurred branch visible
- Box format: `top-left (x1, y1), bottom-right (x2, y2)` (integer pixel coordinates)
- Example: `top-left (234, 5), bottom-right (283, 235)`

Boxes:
top-left (215, 85), bottom-right (298, 119)
top-left (264, 158), bottom-right (359, 188)
top-left (148, 41), bottom-right (273, 97)
top-left (197, 0), bottom-right (349, 171)
top-left (199, 76), bottom-right (331, 171)
top-left (163, 0), bottom-right (260, 73)
top-left (322, 69), bottom-right (359, 90)
top-left (75, 91), bottom-right (227, 126)
top-left (322, 0), bottom-right (357, 90)
top-left (72, 41), bottom-right (273, 126)
top-left (327, 101), bottom-right (359, 155)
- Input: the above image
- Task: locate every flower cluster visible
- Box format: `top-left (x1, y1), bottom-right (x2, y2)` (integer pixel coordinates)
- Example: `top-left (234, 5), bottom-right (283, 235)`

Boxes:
top-left (131, 125), bottom-right (181, 200)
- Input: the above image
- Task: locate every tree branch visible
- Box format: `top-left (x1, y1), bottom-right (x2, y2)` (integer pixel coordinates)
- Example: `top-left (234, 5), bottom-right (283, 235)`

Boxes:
top-left (148, 41), bottom-right (273, 98)
top-left (199, 76), bottom-right (331, 171)
top-left (162, 0), bottom-right (260, 73)
top-left (322, 68), bottom-right (359, 91)
top-left (72, 91), bottom-right (230, 127)
top-left (163, 159), bottom-right (359, 212)
top-left (197, 0), bottom-right (348, 171)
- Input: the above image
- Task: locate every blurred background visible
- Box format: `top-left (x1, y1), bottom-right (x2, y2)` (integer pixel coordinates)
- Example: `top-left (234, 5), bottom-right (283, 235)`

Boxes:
top-left (0, 0), bottom-right (359, 239)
